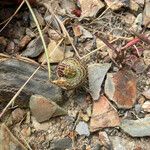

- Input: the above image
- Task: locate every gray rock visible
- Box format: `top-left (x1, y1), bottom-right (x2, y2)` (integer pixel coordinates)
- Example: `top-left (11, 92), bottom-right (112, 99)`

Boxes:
top-left (75, 121), bottom-right (90, 136)
top-left (120, 117), bottom-right (150, 137)
top-left (88, 63), bottom-right (111, 100)
top-left (110, 135), bottom-right (150, 150)
top-left (0, 58), bottom-right (63, 108)
top-left (21, 35), bottom-right (49, 57)
top-left (49, 137), bottom-right (72, 150)
top-left (134, 104), bottom-right (142, 114)
top-left (30, 95), bottom-right (67, 123)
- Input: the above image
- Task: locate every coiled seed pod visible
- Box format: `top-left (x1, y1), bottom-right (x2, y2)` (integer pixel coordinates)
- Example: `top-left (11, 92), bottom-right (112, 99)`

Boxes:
top-left (52, 58), bottom-right (87, 90)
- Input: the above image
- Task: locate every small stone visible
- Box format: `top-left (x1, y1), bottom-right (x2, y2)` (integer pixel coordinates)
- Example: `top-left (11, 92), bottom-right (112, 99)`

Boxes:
top-left (75, 121), bottom-right (90, 136)
top-left (132, 59), bottom-right (147, 74)
top-left (104, 0), bottom-right (128, 11)
top-left (6, 41), bottom-right (15, 54)
top-left (48, 29), bottom-right (62, 41)
top-left (30, 9), bottom-right (45, 28)
top-left (11, 108), bottom-right (26, 123)
top-left (29, 95), bottom-right (67, 123)
top-left (142, 101), bottom-right (150, 112)
top-left (21, 35), bottom-right (49, 57)
top-left (0, 36), bottom-right (7, 52)
top-left (132, 13), bottom-right (143, 32)
top-left (31, 117), bottom-right (50, 131)
top-left (50, 137), bottom-right (72, 150)
top-left (38, 40), bottom-right (64, 63)
top-left (81, 113), bottom-right (90, 122)
top-left (105, 69), bottom-right (137, 109)
top-left (129, 0), bottom-right (139, 12)
top-left (120, 117), bottom-right (150, 137)
top-left (21, 126), bottom-right (31, 137)
top-left (19, 35), bottom-right (31, 49)
top-left (99, 131), bottom-right (111, 148)
top-left (88, 63), bottom-right (111, 100)
top-left (134, 104), bottom-right (142, 114)
top-left (26, 28), bottom-right (36, 38)
top-left (90, 96), bottom-right (120, 132)
top-left (138, 96), bottom-right (145, 105)
top-left (142, 89), bottom-right (150, 99)
top-left (123, 13), bottom-right (136, 25)
top-left (79, 0), bottom-right (105, 18)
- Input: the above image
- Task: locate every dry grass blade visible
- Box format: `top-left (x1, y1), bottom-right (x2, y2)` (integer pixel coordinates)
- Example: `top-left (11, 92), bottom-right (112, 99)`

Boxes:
top-left (0, 1), bottom-right (25, 33)
top-left (80, 38), bottom-right (118, 60)
top-left (42, 3), bottom-right (81, 59)
top-left (24, 0), bottom-right (51, 79)
top-left (0, 66), bottom-right (40, 119)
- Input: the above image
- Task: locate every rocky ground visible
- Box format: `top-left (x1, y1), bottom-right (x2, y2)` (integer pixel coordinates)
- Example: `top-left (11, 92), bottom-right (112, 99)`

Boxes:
top-left (0, 0), bottom-right (150, 150)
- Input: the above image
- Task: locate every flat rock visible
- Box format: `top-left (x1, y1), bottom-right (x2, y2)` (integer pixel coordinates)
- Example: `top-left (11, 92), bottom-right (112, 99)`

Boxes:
top-left (105, 69), bottom-right (137, 109)
top-left (49, 137), bottom-right (72, 150)
top-left (110, 135), bottom-right (150, 150)
top-left (142, 89), bottom-right (150, 99)
top-left (75, 121), bottom-right (90, 136)
top-left (88, 63), bottom-right (111, 100)
top-left (90, 96), bottom-right (120, 132)
top-left (30, 95), bottom-right (67, 123)
top-left (79, 0), bottom-right (105, 18)
top-left (0, 124), bottom-right (27, 150)
top-left (0, 58), bottom-right (63, 108)
top-left (21, 35), bottom-right (49, 57)
top-left (120, 117), bottom-right (150, 137)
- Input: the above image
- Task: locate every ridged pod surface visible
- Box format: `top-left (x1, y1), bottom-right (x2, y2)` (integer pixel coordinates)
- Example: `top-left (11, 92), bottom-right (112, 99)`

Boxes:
top-left (52, 58), bottom-right (87, 90)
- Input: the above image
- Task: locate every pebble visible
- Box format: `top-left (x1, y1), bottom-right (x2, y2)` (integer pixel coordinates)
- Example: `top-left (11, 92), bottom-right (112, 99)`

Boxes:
top-left (99, 131), bottom-right (111, 148)
top-left (75, 121), bottom-right (90, 136)
top-left (120, 117), bottom-right (150, 137)
top-left (11, 108), bottom-right (26, 123)
top-left (142, 89), bottom-right (150, 99)
top-left (49, 137), bottom-right (72, 150)
top-left (88, 63), bottom-right (111, 100)
top-left (29, 95), bottom-right (67, 123)
top-left (21, 35), bottom-right (49, 57)
top-left (142, 101), bottom-right (150, 112)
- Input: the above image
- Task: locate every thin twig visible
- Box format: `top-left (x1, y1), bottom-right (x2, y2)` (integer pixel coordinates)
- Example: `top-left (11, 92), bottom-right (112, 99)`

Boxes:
top-left (0, 66), bottom-right (40, 118)
top-left (0, 1), bottom-right (25, 33)
top-left (80, 38), bottom-right (118, 60)
top-left (42, 3), bottom-right (81, 59)
top-left (24, 0), bottom-right (51, 79)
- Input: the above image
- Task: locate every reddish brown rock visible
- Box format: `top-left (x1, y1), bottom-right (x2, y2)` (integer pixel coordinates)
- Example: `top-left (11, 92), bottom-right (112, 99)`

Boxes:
top-left (90, 96), bottom-right (120, 132)
top-left (11, 108), bottom-right (26, 123)
top-left (19, 35), bottom-right (31, 49)
top-left (105, 69), bottom-right (137, 109)
top-left (30, 95), bottom-right (67, 123)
